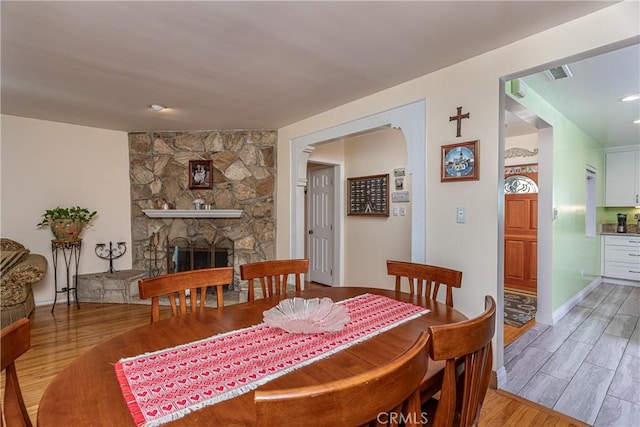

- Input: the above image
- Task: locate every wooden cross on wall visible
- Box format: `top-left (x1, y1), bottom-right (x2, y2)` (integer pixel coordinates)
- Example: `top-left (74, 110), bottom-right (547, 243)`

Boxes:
top-left (449, 106), bottom-right (470, 138)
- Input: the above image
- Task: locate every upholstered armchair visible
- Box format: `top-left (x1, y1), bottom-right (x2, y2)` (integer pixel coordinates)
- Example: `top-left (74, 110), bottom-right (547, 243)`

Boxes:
top-left (1, 238), bottom-right (47, 328)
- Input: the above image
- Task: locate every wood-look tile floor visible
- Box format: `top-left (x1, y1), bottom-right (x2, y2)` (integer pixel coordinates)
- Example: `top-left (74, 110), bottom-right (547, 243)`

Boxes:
top-left (502, 283), bottom-right (640, 426)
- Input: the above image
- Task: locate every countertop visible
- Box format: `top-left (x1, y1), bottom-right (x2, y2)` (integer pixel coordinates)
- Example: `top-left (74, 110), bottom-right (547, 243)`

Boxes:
top-left (600, 223), bottom-right (639, 235)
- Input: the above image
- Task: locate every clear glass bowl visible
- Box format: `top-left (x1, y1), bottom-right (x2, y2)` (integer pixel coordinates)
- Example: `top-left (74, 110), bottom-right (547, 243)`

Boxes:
top-left (263, 297), bottom-right (350, 334)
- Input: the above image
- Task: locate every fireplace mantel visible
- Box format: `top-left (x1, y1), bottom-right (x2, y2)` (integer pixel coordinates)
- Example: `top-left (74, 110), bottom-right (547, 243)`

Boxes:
top-left (142, 209), bottom-right (243, 219)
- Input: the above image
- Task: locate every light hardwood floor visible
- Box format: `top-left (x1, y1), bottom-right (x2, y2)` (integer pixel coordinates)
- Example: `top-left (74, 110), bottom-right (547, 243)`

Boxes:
top-left (505, 319), bottom-right (537, 347)
top-left (2, 302), bottom-right (587, 426)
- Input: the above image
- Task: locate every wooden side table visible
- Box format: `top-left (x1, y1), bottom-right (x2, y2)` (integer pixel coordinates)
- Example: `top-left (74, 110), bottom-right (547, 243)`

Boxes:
top-left (51, 239), bottom-right (82, 312)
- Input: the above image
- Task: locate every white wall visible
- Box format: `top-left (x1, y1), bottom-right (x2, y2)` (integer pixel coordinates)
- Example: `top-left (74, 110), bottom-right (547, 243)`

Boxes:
top-left (343, 128), bottom-right (410, 289)
top-left (276, 2), bottom-right (639, 322)
top-left (1, 115), bottom-right (132, 305)
top-left (310, 139), bottom-right (345, 163)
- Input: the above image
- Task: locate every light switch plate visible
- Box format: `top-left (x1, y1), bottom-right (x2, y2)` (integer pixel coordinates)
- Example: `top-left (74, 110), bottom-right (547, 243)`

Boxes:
top-left (391, 191), bottom-right (410, 202)
top-left (456, 207), bottom-right (466, 224)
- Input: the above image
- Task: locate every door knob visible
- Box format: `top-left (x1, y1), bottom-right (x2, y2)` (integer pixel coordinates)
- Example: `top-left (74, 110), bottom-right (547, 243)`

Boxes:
top-left (308, 230), bottom-right (314, 234)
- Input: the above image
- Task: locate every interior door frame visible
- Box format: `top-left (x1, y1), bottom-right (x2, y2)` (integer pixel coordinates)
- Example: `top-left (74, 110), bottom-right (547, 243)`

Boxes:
top-left (496, 87), bottom-right (553, 388)
top-left (503, 97), bottom-right (553, 325)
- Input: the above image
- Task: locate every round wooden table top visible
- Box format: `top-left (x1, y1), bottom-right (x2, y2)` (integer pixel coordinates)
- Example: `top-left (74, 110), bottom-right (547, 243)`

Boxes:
top-left (37, 287), bottom-right (466, 426)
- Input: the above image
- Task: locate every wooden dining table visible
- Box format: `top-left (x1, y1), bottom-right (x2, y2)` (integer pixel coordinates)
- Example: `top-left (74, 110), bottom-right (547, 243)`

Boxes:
top-left (37, 286), bottom-right (466, 426)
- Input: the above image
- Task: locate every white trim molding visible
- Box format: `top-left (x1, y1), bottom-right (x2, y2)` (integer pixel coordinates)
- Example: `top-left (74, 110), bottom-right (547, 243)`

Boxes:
top-left (289, 100), bottom-right (427, 263)
top-left (547, 277), bottom-right (602, 325)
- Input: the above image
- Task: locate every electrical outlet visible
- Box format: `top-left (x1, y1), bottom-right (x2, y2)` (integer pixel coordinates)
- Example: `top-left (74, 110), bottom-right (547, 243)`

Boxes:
top-left (399, 207), bottom-right (406, 216)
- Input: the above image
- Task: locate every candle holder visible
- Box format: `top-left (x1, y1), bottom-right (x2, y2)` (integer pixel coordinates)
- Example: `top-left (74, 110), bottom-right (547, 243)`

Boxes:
top-left (95, 241), bottom-right (127, 273)
top-left (146, 232), bottom-right (161, 277)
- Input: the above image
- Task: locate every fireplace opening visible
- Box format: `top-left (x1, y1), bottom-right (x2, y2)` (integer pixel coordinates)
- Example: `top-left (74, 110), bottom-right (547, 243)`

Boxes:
top-left (171, 247), bottom-right (229, 273)
top-left (166, 237), bottom-right (234, 290)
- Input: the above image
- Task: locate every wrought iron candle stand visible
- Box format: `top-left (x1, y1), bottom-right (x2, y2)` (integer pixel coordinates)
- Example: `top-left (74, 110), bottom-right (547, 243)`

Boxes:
top-left (95, 241), bottom-right (127, 273)
top-left (146, 232), bottom-right (161, 277)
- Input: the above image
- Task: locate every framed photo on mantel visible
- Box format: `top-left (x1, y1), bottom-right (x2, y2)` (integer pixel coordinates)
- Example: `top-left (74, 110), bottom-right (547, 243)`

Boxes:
top-left (441, 140), bottom-right (479, 182)
top-left (347, 174), bottom-right (389, 216)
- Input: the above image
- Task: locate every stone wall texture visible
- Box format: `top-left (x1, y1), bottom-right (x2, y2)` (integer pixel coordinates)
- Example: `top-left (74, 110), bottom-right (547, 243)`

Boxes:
top-left (128, 130), bottom-right (277, 290)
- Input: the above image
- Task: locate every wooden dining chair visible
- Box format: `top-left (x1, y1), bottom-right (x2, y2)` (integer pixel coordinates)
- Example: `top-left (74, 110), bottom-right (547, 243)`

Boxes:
top-left (423, 295), bottom-right (496, 427)
top-left (240, 259), bottom-right (309, 302)
top-left (255, 332), bottom-right (430, 427)
top-left (1, 318), bottom-right (32, 427)
top-left (137, 267), bottom-right (233, 322)
top-left (387, 260), bottom-right (462, 307)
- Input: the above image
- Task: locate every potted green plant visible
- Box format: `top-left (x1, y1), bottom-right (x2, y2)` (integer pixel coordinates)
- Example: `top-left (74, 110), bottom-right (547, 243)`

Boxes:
top-left (36, 206), bottom-right (97, 242)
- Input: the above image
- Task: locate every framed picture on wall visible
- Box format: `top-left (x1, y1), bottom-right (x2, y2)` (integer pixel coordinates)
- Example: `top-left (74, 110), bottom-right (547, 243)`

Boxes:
top-left (189, 160), bottom-right (213, 189)
top-left (347, 174), bottom-right (389, 216)
top-left (441, 140), bottom-right (479, 182)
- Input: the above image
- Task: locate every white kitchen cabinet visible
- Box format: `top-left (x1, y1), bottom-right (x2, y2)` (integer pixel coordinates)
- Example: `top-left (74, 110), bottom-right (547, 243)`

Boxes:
top-left (602, 235), bottom-right (640, 282)
top-left (605, 150), bottom-right (640, 207)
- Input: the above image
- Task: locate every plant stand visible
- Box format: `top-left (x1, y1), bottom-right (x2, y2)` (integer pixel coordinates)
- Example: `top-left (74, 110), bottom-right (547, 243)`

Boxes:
top-left (51, 239), bottom-right (82, 312)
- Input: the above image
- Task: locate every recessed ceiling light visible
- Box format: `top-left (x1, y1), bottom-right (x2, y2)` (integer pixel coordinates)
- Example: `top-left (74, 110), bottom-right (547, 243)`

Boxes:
top-left (149, 104), bottom-right (166, 112)
top-left (621, 94), bottom-right (640, 102)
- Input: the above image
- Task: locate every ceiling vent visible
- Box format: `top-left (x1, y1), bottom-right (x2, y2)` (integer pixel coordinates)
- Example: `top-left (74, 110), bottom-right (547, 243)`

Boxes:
top-left (544, 65), bottom-right (573, 81)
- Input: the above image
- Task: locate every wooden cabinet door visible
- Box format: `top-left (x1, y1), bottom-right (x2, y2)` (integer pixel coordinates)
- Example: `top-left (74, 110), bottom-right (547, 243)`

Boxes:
top-left (605, 150), bottom-right (640, 207)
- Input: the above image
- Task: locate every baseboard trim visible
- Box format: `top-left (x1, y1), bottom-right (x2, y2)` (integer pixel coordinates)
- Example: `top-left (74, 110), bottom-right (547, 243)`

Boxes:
top-left (493, 367), bottom-right (507, 389)
top-left (35, 298), bottom-right (57, 307)
top-left (551, 277), bottom-right (602, 324)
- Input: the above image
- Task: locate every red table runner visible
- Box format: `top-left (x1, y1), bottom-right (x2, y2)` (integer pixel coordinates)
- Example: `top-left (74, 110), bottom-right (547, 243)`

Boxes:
top-left (115, 293), bottom-right (428, 427)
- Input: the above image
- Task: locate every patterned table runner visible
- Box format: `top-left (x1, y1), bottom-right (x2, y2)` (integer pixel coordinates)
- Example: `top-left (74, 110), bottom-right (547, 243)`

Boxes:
top-left (115, 293), bottom-right (428, 427)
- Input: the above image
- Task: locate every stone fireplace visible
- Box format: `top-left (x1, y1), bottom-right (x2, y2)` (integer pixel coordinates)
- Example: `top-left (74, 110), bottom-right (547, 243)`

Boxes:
top-left (128, 130), bottom-right (277, 292)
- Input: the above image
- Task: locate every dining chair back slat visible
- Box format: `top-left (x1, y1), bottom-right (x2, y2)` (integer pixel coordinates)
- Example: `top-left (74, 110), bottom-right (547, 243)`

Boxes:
top-left (254, 332), bottom-right (430, 427)
top-left (1, 318), bottom-right (32, 427)
top-left (426, 296), bottom-right (496, 427)
top-left (387, 260), bottom-right (462, 307)
top-left (240, 259), bottom-right (309, 301)
top-left (138, 267), bottom-right (233, 322)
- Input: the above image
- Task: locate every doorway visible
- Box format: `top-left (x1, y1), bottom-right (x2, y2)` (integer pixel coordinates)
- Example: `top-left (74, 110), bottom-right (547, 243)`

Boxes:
top-left (501, 98), bottom-right (553, 348)
top-left (503, 161), bottom-right (539, 346)
top-left (504, 172), bottom-right (538, 294)
top-left (289, 100), bottom-right (427, 281)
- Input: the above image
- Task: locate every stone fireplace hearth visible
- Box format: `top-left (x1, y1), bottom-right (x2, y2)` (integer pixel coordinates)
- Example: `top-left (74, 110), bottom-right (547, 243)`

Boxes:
top-left (128, 130), bottom-right (277, 291)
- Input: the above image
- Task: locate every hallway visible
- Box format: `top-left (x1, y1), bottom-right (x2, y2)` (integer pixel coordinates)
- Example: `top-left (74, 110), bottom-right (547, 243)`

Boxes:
top-left (502, 283), bottom-right (639, 425)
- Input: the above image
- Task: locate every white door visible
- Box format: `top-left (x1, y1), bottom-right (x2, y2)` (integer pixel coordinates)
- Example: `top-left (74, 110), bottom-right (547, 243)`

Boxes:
top-left (308, 167), bottom-right (334, 285)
